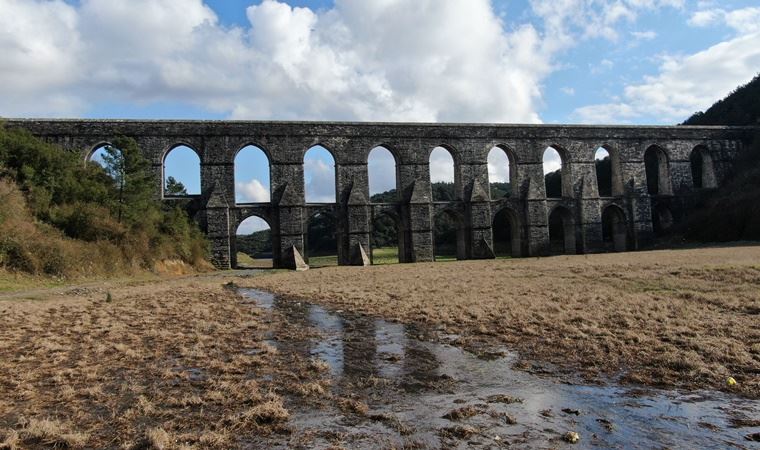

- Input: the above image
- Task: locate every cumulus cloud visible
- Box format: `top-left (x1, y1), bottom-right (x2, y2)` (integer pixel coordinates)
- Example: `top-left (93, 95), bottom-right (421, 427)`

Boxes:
top-left (236, 178), bottom-right (270, 203)
top-left (304, 156), bottom-right (336, 203)
top-left (368, 147), bottom-right (397, 196)
top-left (688, 7), bottom-right (760, 33)
top-left (0, 0), bottom-right (564, 123)
top-left (487, 148), bottom-right (511, 183)
top-left (573, 28), bottom-right (760, 123)
top-left (429, 147), bottom-right (455, 183)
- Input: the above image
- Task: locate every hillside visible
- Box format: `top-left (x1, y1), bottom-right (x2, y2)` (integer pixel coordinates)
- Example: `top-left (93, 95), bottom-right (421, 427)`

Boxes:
top-left (679, 74), bottom-right (760, 242)
top-left (0, 125), bottom-right (209, 280)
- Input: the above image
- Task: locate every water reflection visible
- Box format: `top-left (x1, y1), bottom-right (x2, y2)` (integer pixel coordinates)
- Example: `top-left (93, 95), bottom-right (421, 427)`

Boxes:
top-left (241, 289), bottom-right (760, 449)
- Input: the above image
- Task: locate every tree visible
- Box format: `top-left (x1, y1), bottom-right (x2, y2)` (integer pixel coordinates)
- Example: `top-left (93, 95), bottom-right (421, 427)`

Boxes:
top-left (100, 136), bottom-right (155, 225)
top-left (165, 176), bottom-right (188, 196)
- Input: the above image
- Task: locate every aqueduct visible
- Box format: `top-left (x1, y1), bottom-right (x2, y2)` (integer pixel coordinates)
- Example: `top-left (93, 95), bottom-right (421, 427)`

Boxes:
top-left (6, 119), bottom-right (754, 269)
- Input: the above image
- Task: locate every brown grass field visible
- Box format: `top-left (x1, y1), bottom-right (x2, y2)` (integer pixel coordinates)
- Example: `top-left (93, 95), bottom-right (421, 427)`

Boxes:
top-left (1, 245), bottom-right (759, 448)
top-left (246, 244), bottom-right (760, 397)
top-left (0, 275), bottom-right (340, 449)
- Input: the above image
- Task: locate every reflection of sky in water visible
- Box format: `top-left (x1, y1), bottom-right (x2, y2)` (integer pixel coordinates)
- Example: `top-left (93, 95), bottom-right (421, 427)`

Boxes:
top-left (374, 319), bottom-right (406, 379)
top-left (307, 305), bottom-right (344, 377)
top-left (240, 289), bottom-right (760, 448)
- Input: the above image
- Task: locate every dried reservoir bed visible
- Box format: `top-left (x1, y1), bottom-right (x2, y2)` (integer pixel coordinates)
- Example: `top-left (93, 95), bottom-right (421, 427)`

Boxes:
top-left (246, 245), bottom-right (760, 398)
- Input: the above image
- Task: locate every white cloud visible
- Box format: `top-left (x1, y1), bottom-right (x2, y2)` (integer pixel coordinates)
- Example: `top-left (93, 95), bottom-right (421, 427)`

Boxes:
top-left (0, 0), bottom-right (562, 123)
top-left (487, 148), bottom-right (511, 183)
top-left (574, 15), bottom-right (760, 124)
top-left (236, 178), bottom-right (270, 203)
top-left (561, 86), bottom-right (576, 95)
top-left (429, 147), bottom-right (455, 183)
top-left (368, 147), bottom-right (397, 196)
top-left (543, 147), bottom-right (563, 174)
top-left (688, 7), bottom-right (760, 33)
top-left (631, 30), bottom-right (657, 40)
top-left (304, 157), bottom-right (336, 203)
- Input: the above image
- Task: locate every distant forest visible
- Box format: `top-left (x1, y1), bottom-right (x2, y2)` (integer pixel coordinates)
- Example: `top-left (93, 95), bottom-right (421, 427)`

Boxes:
top-left (678, 73), bottom-right (760, 241)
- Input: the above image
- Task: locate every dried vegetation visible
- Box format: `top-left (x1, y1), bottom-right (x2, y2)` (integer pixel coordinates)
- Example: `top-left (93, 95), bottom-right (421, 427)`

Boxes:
top-left (246, 245), bottom-right (760, 397)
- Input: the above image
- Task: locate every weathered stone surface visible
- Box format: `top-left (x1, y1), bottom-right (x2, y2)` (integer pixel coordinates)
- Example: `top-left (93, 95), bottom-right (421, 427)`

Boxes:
top-left (5, 119), bottom-right (756, 269)
top-left (349, 242), bottom-right (370, 266)
top-left (283, 245), bottom-right (309, 271)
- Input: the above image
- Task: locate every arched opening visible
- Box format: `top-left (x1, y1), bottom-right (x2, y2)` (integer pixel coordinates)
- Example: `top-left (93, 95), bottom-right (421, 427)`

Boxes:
top-left (430, 146), bottom-right (456, 202)
top-left (305, 211), bottom-right (338, 267)
top-left (371, 211), bottom-right (401, 265)
top-left (543, 146), bottom-right (567, 199)
top-left (163, 145), bottom-right (200, 197)
top-left (433, 210), bottom-right (466, 261)
top-left (652, 204), bottom-right (674, 236)
top-left (234, 215), bottom-right (272, 269)
top-left (602, 205), bottom-right (627, 252)
top-left (644, 145), bottom-right (671, 195)
top-left (235, 145), bottom-right (270, 204)
top-left (488, 146), bottom-right (515, 199)
top-left (492, 207), bottom-right (520, 257)
top-left (690, 145), bottom-right (716, 189)
top-left (595, 147), bottom-right (611, 197)
top-left (548, 207), bottom-right (575, 255)
top-left (304, 146), bottom-right (336, 203)
top-left (368, 146), bottom-right (398, 201)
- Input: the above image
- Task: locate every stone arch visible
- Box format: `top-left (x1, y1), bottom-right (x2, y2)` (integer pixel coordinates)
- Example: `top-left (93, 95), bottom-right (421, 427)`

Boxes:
top-left (162, 143), bottom-right (201, 197)
top-left (690, 145), bottom-right (717, 189)
top-left (368, 145), bottom-right (399, 201)
top-left (548, 206), bottom-right (576, 255)
top-left (85, 141), bottom-right (114, 163)
top-left (492, 206), bottom-right (521, 257)
top-left (234, 144), bottom-right (271, 204)
top-left (601, 204), bottom-right (628, 252)
top-left (304, 145), bottom-right (337, 203)
top-left (652, 204), bottom-right (674, 236)
top-left (488, 145), bottom-right (517, 199)
top-left (429, 145), bottom-right (459, 202)
top-left (644, 145), bottom-right (672, 195)
top-left (543, 145), bottom-right (570, 199)
top-left (232, 214), bottom-right (273, 269)
top-left (304, 209), bottom-right (338, 266)
top-left (595, 145), bottom-right (624, 197)
top-left (433, 208), bottom-right (467, 261)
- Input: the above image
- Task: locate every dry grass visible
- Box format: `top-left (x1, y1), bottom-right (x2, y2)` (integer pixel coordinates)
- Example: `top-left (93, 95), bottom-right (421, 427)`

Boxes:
top-left (245, 245), bottom-right (760, 397)
top-left (0, 275), bottom-right (327, 448)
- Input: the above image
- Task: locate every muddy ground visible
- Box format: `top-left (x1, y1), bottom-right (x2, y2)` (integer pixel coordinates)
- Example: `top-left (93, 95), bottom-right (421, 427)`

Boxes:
top-left (246, 245), bottom-right (760, 398)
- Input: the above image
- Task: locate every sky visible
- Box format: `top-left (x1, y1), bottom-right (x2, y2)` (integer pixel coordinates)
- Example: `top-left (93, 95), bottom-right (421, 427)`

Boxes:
top-left (2, 0), bottom-right (759, 233)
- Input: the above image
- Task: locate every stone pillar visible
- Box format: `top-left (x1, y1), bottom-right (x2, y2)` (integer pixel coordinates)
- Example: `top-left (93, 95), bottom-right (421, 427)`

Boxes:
top-left (567, 155), bottom-right (603, 253)
top-left (271, 157), bottom-right (306, 270)
top-left (461, 159), bottom-right (494, 259)
top-left (621, 154), bottom-right (654, 249)
top-left (519, 149), bottom-right (550, 256)
top-left (336, 163), bottom-right (371, 266)
top-left (398, 162), bottom-right (433, 262)
top-left (204, 185), bottom-right (232, 269)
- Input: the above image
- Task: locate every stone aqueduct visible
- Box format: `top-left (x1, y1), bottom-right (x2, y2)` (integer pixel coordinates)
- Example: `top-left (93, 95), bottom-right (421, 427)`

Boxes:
top-left (6, 119), bottom-right (753, 269)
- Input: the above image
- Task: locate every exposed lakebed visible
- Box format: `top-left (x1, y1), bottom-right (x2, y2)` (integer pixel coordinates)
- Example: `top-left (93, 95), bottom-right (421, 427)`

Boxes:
top-left (240, 288), bottom-right (760, 449)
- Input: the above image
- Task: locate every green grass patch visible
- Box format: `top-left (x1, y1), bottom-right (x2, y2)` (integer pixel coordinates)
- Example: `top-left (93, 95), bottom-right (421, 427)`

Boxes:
top-left (371, 247), bottom-right (399, 265)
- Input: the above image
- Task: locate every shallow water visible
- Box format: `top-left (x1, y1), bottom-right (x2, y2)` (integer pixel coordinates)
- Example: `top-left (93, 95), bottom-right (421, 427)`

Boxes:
top-left (241, 288), bottom-right (760, 449)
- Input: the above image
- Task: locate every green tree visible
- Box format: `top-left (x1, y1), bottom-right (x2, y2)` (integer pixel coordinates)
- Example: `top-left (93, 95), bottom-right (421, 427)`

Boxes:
top-left (101, 137), bottom-right (155, 225)
top-left (165, 176), bottom-right (188, 196)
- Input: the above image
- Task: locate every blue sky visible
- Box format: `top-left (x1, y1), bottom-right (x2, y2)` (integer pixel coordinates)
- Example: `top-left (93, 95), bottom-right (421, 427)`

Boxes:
top-left (2, 0), bottom-right (759, 232)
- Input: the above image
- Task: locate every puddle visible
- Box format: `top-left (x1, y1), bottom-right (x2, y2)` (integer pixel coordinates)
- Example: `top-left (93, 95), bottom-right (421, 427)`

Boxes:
top-left (241, 289), bottom-right (760, 449)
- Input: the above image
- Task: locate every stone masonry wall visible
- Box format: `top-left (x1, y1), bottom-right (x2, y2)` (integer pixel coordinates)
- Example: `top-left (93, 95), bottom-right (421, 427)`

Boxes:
top-left (5, 119), bottom-right (754, 269)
